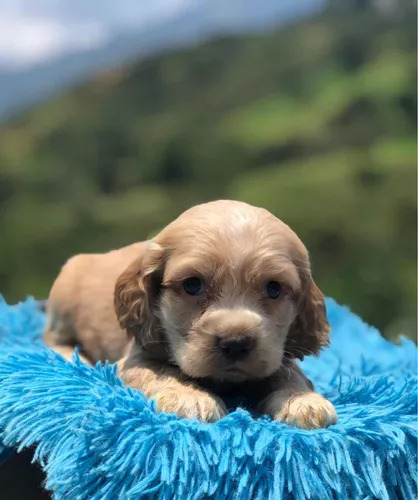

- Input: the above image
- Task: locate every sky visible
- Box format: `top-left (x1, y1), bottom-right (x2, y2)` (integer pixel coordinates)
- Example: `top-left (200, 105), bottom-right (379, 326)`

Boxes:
top-left (0, 0), bottom-right (197, 70)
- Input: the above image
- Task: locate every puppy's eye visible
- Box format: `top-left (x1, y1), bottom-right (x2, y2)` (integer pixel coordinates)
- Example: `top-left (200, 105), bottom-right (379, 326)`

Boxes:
top-left (183, 277), bottom-right (204, 295)
top-left (266, 281), bottom-right (282, 299)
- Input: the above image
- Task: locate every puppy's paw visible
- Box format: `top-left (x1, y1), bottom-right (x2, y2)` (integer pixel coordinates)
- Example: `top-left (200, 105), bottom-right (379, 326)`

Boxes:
top-left (153, 388), bottom-right (227, 422)
top-left (274, 392), bottom-right (337, 429)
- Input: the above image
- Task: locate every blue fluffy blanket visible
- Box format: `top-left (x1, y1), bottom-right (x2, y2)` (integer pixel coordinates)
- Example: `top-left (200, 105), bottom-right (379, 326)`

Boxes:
top-left (0, 296), bottom-right (416, 499)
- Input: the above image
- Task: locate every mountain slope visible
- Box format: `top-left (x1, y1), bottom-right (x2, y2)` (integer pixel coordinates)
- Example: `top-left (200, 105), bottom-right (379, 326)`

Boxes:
top-left (0, 0), bottom-right (322, 119)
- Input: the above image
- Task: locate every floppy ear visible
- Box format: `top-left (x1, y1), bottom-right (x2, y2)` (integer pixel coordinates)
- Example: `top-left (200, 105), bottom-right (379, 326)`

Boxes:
top-left (114, 242), bottom-right (166, 355)
top-left (284, 277), bottom-right (330, 360)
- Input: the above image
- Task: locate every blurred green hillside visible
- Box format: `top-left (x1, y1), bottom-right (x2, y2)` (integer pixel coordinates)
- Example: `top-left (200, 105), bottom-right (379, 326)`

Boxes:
top-left (0, 2), bottom-right (416, 339)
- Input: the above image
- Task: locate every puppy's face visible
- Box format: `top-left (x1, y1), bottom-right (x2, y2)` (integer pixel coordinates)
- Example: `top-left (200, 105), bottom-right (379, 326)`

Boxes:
top-left (115, 201), bottom-right (329, 383)
top-left (158, 228), bottom-right (300, 382)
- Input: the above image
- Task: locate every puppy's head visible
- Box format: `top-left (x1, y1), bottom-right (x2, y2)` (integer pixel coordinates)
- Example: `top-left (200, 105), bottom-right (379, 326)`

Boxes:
top-left (115, 200), bottom-right (329, 382)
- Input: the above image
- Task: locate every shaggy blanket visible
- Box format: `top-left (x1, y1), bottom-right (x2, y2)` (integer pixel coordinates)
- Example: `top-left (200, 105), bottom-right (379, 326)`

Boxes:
top-left (0, 296), bottom-right (416, 500)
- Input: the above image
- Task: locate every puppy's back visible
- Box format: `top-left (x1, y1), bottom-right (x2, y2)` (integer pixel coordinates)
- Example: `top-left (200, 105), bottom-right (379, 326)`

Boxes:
top-left (44, 242), bottom-right (146, 363)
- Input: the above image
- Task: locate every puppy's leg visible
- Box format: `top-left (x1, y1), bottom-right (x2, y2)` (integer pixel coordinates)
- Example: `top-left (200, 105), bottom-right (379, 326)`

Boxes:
top-left (258, 361), bottom-right (337, 429)
top-left (118, 352), bottom-right (227, 422)
top-left (47, 344), bottom-right (91, 364)
top-left (44, 327), bottom-right (90, 364)
top-left (44, 307), bottom-right (91, 364)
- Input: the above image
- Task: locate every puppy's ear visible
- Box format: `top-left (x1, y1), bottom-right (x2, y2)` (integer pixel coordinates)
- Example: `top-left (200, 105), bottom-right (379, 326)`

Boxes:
top-left (114, 242), bottom-right (166, 352)
top-left (285, 277), bottom-right (329, 360)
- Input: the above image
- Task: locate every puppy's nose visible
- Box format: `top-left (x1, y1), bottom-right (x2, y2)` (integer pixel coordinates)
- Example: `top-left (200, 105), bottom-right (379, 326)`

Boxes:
top-left (217, 336), bottom-right (255, 360)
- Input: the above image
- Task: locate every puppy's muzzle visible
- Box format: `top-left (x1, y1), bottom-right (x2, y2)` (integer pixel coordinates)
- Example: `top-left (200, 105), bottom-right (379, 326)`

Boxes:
top-left (216, 335), bottom-right (255, 361)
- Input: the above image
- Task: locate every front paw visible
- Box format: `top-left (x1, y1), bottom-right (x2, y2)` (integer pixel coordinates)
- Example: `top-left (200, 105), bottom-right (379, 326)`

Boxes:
top-left (152, 388), bottom-right (227, 422)
top-left (275, 392), bottom-right (337, 429)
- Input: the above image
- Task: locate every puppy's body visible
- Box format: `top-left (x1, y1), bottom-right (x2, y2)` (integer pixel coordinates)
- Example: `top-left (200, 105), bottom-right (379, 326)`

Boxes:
top-left (45, 200), bottom-right (337, 428)
top-left (44, 243), bottom-right (144, 362)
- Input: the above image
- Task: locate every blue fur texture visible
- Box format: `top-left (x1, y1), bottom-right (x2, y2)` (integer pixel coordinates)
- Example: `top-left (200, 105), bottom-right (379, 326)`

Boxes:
top-left (0, 296), bottom-right (416, 499)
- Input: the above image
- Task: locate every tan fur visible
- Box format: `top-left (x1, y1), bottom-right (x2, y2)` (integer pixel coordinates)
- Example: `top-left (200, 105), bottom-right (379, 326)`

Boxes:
top-left (118, 348), bottom-right (227, 422)
top-left (257, 361), bottom-right (337, 429)
top-left (44, 242), bottom-right (145, 362)
top-left (45, 200), bottom-right (337, 429)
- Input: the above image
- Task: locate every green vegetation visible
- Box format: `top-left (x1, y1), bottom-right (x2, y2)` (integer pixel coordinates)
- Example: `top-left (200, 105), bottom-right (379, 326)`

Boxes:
top-left (0, 3), bottom-right (416, 339)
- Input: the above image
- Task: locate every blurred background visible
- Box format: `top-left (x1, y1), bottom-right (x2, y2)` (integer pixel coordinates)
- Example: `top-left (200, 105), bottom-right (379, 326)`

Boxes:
top-left (0, 0), bottom-right (416, 340)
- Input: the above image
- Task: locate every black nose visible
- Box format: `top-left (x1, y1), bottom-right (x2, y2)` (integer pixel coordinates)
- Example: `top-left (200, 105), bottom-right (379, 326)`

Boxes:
top-left (217, 336), bottom-right (255, 360)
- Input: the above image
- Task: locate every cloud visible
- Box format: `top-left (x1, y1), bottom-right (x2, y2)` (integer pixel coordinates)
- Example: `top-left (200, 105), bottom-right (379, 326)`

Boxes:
top-left (0, 0), bottom-right (196, 69)
top-left (0, 17), bottom-right (109, 68)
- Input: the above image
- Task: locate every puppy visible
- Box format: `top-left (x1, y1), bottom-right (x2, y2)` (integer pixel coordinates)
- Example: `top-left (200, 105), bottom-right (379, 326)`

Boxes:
top-left (45, 200), bottom-right (337, 429)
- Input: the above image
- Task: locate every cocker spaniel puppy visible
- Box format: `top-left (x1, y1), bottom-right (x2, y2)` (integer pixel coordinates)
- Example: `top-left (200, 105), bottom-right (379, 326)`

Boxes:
top-left (45, 200), bottom-right (337, 429)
